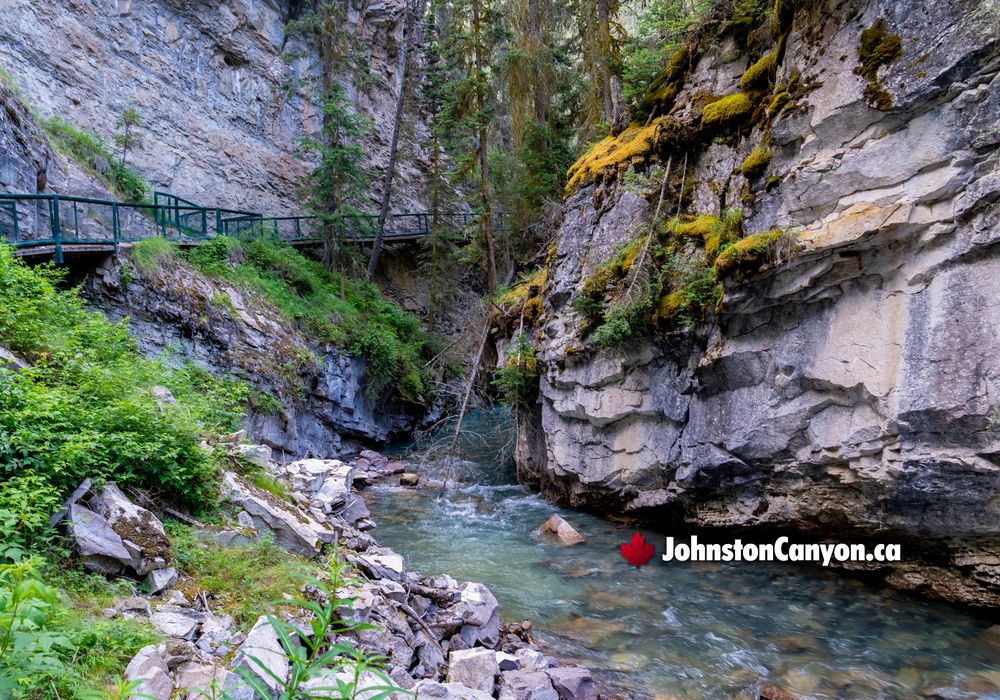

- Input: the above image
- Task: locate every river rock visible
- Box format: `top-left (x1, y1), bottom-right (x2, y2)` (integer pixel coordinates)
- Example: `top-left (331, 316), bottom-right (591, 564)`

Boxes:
top-left (400, 472), bottom-right (421, 486)
top-left (232, 616), bottom-right (290, 694)
top-left (540, 515), bottom-right (585, 545)
top-left (514, 648), bottom-right (547, 673)
top-left (455, 582), bottom-right (501, 648)
top-left (497, 652), bottom-right (520, 671)
top-left (759, 684), bottom-right (799, 700)
top-left (447, 648), bottom-right (499, 694)
top-left (545, 667), bottom-right (597, 700)
top-left (414, 680), bottom-right (495, 700)
top-left (221, 471), bottom-right (321, 557)
top-left (90, 483), bottom-right (171, 575)
top-left (499, 670), bottom-right (558, 700)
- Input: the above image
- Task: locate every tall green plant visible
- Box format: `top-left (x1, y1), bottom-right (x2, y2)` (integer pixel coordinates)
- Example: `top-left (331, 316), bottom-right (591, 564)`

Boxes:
top-left (234, 554), bottom-right (404, 700)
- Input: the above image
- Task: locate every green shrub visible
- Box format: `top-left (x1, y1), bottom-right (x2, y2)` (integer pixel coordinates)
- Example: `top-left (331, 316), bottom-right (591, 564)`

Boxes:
top-left (0, 473), bottom-right (61, 563)
top-left (130, 237), bottom-right (177, 272)
top-left (41, 117), bottom-right (148, 202)
top-left (493, 333), bottom-right (540, 406)
top-left (0, 245), bottom-right (251, 510)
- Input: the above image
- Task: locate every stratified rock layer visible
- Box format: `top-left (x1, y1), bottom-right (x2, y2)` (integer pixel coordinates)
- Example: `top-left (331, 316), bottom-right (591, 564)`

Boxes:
top-left (520, 0), bottom-right (1000, 608)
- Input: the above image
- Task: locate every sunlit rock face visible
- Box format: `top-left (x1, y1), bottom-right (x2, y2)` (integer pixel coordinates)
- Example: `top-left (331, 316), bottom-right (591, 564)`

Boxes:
top-left (0, 0), bottom-right (433, 214)
top-left (521, 0), bottom-right (1000, 607)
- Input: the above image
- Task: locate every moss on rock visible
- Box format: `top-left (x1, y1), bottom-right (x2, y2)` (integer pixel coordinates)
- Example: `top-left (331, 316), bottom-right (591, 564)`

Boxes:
top-left (741, 145), bottom-right (772, 179)
top-left (565, 118), bottom-right (671, 193)
top-left (701, 93), bottom-right (754, 131)
top-left (741, 51), bottom-right (778, 92)
top-left (857, 19), bottom-right (902, 109)
top-left (714, 230), bottom-right (785, 276)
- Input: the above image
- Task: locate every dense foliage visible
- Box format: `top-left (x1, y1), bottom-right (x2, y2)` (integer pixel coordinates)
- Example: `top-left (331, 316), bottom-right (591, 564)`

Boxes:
top-left (0, 246), bottom-right (249, 514)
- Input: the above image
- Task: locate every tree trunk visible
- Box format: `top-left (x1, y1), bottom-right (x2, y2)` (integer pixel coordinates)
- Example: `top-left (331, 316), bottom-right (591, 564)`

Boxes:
top-left (473, 0), bottom-right (498, 295)
top-left (366, 0), bottom-right (426, 279)
top-left (528, 0), bottom-right (546, 125)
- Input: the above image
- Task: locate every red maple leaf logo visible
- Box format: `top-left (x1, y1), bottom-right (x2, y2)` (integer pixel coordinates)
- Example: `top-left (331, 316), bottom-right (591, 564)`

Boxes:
top-left (620, 531), bottom-right (655, 568)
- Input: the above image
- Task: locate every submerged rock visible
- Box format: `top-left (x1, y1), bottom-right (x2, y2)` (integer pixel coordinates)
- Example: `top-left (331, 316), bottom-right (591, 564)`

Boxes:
top-left (540, 515), bottom-right (586, 546)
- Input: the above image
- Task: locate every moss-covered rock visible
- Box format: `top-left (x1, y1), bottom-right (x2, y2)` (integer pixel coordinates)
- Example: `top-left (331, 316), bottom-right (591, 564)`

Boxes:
top-left (741, 145), bottom-right (771, 179)
top-left (634, 48), bottom-right (690, 122)
top-left (741, 51), bottom-right (778, 92)
top-left (714, 230), bottom-right (784, 276)
top-left (565, 118), bottom-right (670, 194)
top-left (675, 215), bottom-right (721, 239)
top-left (701, 93), bottom-right (754, 131)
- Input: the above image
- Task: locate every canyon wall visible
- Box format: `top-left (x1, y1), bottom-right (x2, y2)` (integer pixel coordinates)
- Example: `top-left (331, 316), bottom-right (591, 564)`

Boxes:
top-left (520, 0), bottom-right (1000, 607)
top-left (0, 0), bottom-right (432, 214)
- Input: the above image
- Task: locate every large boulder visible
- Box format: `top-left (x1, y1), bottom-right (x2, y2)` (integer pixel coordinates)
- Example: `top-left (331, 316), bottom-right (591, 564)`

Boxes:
top-left (68, 504), bottom-right (134, 575)
top-left (96, 492), bottom-right (170, 573)
top-left (447, 648), bottom-right (498, 694)
top-left (221, 471), bottom-right (326, 557)
top-left (544, 668), bottom-right (597, 700)
top-left (455, 582), bottom-right (501, 648)
top-left (498, 671), bottom-right (558, 700)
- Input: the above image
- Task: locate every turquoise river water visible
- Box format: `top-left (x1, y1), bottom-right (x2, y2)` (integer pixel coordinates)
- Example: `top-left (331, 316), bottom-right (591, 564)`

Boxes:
top-left (366, 413), bottom-right (1000, 699)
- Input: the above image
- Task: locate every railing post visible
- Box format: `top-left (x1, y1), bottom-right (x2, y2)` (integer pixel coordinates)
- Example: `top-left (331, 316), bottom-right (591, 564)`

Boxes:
top-left (112, 202), bottom-right (120, 258)
top-left (51, 194), bottom-right (62, 263)
top-left (216, 209), bottom-right (222, 237)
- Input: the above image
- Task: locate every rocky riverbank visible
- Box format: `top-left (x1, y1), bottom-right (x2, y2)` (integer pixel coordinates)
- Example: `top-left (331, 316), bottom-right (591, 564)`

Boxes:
top-left (61, 442), bottom-right (598, 700)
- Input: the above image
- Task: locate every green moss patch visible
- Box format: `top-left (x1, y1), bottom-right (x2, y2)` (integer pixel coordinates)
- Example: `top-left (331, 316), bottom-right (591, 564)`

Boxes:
top-left (741, 145), bottom-right (772, 179)
top-left (701, 93), bottom-right (754, 131)
top-left (857, 19), bottom-right (902, 109)
top-left (714, 230), bottom-right (785, 276)
top-left (741, 51), bottom-right (778, 92)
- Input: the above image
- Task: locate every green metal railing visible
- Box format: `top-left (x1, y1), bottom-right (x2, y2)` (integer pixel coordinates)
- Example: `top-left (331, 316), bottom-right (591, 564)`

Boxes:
top-left (0, 190), bottom-right (504, 263)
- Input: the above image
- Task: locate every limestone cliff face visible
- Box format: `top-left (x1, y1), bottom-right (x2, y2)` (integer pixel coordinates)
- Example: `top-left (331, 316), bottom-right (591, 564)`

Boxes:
top-left (520, 0), bottom-right (1000, 607)
top-left (0, 0), bottom-right (432, 214)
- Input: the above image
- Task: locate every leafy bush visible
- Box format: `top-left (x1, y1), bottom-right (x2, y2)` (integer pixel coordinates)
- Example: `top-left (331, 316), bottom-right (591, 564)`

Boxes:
top-left (0, 559), bottom-right (159, 699)
top-left (493, 333), bottom-right (540, 406)
top-left (0, 245), bottom-right (251, 511)
top-left (0, 473), bottom-right (61, 563)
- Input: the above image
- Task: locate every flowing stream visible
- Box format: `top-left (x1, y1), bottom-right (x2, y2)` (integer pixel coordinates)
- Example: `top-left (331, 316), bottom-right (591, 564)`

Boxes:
top-left (366, 412), bottom-right (1000, 699)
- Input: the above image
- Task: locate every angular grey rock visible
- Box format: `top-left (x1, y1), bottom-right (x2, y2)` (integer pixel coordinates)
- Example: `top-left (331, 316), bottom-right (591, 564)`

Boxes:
top-left (456, 582), bottom-right (501, 648)
top-left (150, 610), bottom-right (200, 640)
top-left (150, 385), bottom-right (177, 406)
top-left (90, 483), bottom-right (170, 575)
top-left (514, 648), bottom-right (547, 673)
top-left (378, 579), bottom-right (408, 603)
top-left (544, 667), bottom-right (597, 700)
top-left (232, 615), bottom-right (290, 694)
top-left (496, 652), bottom-right (520, 671)
top-left (197, 613), bottom-right (237, 657)
top-left (400, 472), bottom-right (420, 486)
top-left (231, 443), bottom-right (273, 468)
top-left (68, 504), bottom-right (131, 575)
top-left (498, 670), bottom-right (558, 700)
top-left (222, 472), bottom-right (320, 557)
top-left (146, 567), bottom-right (177, 595)
top-left (117, 596), bottom-right (152, 617)
top-left (414, 680), bottom-right (495, 700)
top-left (125, 644), bottom-right (173, 700)
top-left (174, 661), bottom-right (225, 696)
top-left (341, 493), bottom-right (373, 526)
top-left (447, 648), bottom-right (498, 694)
